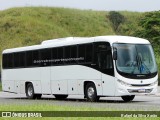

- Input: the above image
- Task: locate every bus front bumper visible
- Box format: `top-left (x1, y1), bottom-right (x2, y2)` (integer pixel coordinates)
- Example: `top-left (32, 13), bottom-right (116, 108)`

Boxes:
top-left (115, 84), bottom-right (158, 96)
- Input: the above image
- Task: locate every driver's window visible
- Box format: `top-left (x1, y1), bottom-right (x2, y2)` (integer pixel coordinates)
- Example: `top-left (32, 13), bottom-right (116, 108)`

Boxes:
top-left (94, 42), bottom-right (114, 76)
top-left (98, 51), bottom-right (113, 69)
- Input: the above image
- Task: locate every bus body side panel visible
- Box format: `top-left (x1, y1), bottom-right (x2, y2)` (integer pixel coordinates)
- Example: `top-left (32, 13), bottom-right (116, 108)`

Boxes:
top-left (102, 73), bottom-right (116, 96)
top-left (40, 67), bottom-right (51, 94)
top-left (51, 65), bottom-right (102, 95)
top-left (2, 69), bottom-right (16, 93)
top-left (2, 68), bottom-right (41, 94)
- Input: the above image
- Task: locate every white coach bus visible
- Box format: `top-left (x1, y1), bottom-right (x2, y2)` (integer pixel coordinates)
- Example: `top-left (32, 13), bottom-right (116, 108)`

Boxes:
top-left (1, 36), bottom-right (158, 102)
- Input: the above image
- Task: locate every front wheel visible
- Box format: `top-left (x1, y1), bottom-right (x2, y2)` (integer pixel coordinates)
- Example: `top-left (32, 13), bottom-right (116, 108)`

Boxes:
top-left (85, 82), bottom-right (100, 102)
top-left (121, 95), bottom-right (135, 102)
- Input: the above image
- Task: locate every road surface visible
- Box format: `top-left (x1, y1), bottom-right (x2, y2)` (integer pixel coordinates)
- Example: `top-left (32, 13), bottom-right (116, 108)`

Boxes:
top-left (0, 90), bottom-right (159, 111)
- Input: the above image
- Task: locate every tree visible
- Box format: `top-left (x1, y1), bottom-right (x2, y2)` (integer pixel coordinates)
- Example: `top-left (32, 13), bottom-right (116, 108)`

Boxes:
top-left (135, 11), bottom-right (160, 48)
top-left (108, 11), bottom-right (125, 32)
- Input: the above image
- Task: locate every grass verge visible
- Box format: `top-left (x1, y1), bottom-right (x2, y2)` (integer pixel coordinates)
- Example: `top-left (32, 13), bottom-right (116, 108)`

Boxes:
top-left (0, 104), bottom-right (159, 120)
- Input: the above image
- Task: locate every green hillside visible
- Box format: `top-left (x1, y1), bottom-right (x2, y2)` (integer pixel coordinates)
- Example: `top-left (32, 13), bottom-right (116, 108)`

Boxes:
top-left (0, 7), bottom-right (142, 61)
top-left (0, 7), bottom-right (115, 49)
top-left (0, 7), bottom-right (159, 82)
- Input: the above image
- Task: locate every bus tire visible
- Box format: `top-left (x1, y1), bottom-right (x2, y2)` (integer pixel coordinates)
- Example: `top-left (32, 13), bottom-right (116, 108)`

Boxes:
top-left (54, 95), bottom-right (68, 100)
top-left (26, 83), bottom-right (36, 99)
top-left (85, 82), bottom-right (99, 102)
top-left (121, 95), bottom-right (135, 102)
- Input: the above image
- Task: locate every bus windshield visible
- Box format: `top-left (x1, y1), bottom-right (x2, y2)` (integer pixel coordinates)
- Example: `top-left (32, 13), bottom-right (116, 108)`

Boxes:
top-left (113, 43), bottom-right (157, 76)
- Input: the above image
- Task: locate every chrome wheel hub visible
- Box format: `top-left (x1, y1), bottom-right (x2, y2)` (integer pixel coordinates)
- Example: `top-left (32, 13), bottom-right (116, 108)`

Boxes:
top-left (28, 86), bottom-right (33, 96)
top-left (87, 87), bottom-right (95, 98)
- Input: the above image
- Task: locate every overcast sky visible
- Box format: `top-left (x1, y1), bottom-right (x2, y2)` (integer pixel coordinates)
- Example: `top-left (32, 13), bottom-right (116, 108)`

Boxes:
top-left (0, 0), bottom-right (160, 12)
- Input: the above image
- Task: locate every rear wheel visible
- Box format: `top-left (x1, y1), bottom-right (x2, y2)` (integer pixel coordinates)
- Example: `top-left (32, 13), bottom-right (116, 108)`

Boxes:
top-left (26, 83), bottom-right (36, 99)
top-left (26, 83), bottom-right (42, 99)
top-left (54, 95), bottom-right (68, 100)
top-left (121, 95), bottom-right (135, 102)
top-left (85, 82), bottom-right (100, 102)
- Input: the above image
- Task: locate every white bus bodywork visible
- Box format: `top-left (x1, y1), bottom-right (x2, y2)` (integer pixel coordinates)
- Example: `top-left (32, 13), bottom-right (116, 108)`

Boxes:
top-left (2, 36), bottom-right (158, 102)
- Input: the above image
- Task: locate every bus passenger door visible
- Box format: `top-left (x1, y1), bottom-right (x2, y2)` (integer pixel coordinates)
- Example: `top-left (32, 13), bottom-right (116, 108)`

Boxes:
top-left (98, 51), bottom-right (116, 96)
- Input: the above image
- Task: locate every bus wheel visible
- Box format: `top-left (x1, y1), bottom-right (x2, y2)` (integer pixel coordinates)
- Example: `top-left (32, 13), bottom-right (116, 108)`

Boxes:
top-left (26, 83), bottom-right (36, 99)
top-left (85, 82), bottom-right (99, 102)
top-left (121, 95), bottom-right (135, 102)
top-left (54, 95), bottom-right (68, 100)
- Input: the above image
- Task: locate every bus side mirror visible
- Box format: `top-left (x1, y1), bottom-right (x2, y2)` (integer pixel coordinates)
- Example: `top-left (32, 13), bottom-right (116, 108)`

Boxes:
top-left (113, 49), bottom-right (117, 60)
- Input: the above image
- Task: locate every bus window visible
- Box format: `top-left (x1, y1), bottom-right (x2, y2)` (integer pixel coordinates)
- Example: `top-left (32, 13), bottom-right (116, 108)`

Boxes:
top-left (86, 44), bottom-right (93, 63)
top-left (94, 42), bottom-right (114, 76)
top-left (19, 52), bottom-right (25, 67)
top-left (70, 45), bottom-right (78, 64)
top-left (40, 49), bottom-right (51, 66)
top-left (26, 51), bottom-right (33, 67)
top-left (57, 47), bottom-right (64, 65)
top-left (32, 50), bottom-right (40, 66)
top-left (2, 54), bottom-right (8, 68)
top-left (78, 45), bottom-right (85, 63)
top-left (14, 52), bottom-right (19, 68)
top-left (51, 48), bottom-right (58, 65)
top-left (98, 52), bottom-right (113, 69)
top-left (64, 46), bottom-right (71, 64)
top-left (8, 53), bottom-right (13, 68)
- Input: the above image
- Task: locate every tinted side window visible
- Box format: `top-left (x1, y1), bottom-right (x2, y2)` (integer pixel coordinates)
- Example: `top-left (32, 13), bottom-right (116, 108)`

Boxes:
top-left (19, 52), bottom-right (25, 67)
top-left (51, 48), bottom-right (57, 65)
top-left (2, 54), bottom-right (8, 68)
top-left (86, 44), bottom-right (93, 63)
top-left (8, 53), bottom-right (13, 68)
top-left (78, 45), bottom-right (85, 63)
top-left (94, 42), bottom-right (111, 64)
top-left (14, 52), bottom-right (19, 68)
top-left (40, 49), bottom-right (51, 66)
top-left (57, 47), bottom-right (64, 64)
top-left (94, 42), bottom-right (114, 76)
top-left (32, 50), bottom-right (39, 66)
top-left (26, 51), bottom-right (33, 67)
top-left (64, 46), bottom-right (71, 64)
top-left (70, 45), bottom-right (77, 64)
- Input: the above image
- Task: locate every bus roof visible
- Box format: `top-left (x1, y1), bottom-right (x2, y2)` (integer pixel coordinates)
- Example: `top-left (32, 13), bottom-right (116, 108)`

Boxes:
top-left (2, 35), bottom-right (150, 53)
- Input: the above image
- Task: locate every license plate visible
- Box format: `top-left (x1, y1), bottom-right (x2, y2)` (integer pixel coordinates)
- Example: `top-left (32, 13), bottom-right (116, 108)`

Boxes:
top-left (138, 89), bottom-right (145, 93)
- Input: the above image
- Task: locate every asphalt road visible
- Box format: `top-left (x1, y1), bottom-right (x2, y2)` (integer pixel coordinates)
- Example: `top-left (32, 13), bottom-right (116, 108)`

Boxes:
top-left (0, 90), bottom-right (160, 111)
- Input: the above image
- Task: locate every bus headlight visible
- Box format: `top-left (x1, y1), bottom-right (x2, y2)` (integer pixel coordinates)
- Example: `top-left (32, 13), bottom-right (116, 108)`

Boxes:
top-left (150, 80), bottom-right (158, 86)
top-left (117, 79), bottom-right (131, 87)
